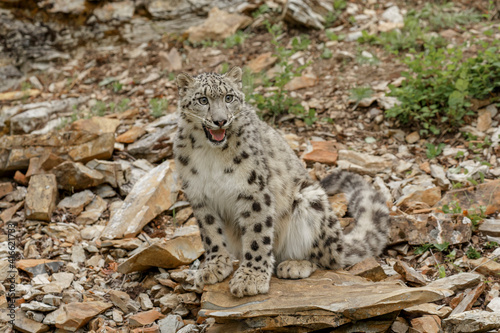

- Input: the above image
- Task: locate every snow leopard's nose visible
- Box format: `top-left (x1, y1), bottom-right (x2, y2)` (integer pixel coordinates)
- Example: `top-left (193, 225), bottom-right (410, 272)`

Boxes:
top-left (213, 119), bottom-right (227, 127)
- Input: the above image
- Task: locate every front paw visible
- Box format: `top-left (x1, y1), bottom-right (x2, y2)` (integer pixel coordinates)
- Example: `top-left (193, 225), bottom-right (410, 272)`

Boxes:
top-left (229, 266), bottom-right (270, 297)
top-left (276, 260), bottom-right (316, 279)
top-left (195, 255), bottom-right (233, 288)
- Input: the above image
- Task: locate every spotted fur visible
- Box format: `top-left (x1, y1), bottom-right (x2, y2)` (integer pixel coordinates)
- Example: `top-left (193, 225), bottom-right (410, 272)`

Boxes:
top-left (173, 67), bottom-right (390, 297)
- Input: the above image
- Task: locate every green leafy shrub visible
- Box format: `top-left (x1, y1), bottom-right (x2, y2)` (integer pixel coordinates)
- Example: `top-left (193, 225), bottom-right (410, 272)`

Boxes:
top-left (386, 42), bottom-right (500, 135)
top-left (150, 98), bottom-right (168, 118)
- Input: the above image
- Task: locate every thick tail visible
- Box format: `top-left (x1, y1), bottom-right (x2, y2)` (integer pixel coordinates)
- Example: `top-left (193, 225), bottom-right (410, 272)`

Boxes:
top-left (320, 169), bottom-right (390, 267)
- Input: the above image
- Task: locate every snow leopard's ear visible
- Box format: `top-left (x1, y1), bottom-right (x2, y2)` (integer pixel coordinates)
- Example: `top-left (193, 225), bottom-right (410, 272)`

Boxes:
top-left (224, 66), bottom-right (243, 86)
top-left (176, 73), bottom-right (195, 96)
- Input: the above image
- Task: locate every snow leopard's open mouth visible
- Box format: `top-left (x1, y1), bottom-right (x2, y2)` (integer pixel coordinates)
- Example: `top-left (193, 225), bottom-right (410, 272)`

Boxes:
top-left (203, 125), bottom-right (226, 144)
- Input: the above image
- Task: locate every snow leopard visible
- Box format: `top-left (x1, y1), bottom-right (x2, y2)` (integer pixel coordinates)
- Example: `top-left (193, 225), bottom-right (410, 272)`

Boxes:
top-left (173, 66), bottom-right (389, 297)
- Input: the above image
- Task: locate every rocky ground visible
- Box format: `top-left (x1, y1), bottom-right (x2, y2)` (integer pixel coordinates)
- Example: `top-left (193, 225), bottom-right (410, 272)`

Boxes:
top-left (1, 0), bottom-right (500, 332)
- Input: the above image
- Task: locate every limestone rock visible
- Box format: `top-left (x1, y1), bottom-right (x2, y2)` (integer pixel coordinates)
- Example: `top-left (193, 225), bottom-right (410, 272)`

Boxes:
top-left (126, 125), bottom-right (177, 163)
top-left (43, 301), bottom-right (112, 331)
top-left (450, 283), bottom-right (486, 316)
top-left (284, 0), bottom-right (332, 29)
top-left (116, 126), bottom-right (146, 144)
top-left (246, 52), bottom-right (277, 73)
top-left (10, 107), bottom-right (50, 135)
top-left (25, 174), bottom-right (58, 221)
top-left (75, 195), bottom-right (107, 225)
top-left (57, 190), bottom-right (95, 215)
top-left (302, 141), bottom-right (338, 166)
top-left (442, 310), bottom-right (500, 333)
top-left (158, 315), bottom-right (184, 333)
top-left (118, 225), bottom-right (204, 273)
top-left (405, 131), bottom-right (420, 144)
top-left (93, 0), bottom-right (135, 22)
top-left (467, 258), bottom-right (500, 276)
top-left (200, 270), bottom-right (452, 331)
top-left (109, 290), bottom-right (140, 314)
top-left (16, 259), bottom-right (64, 277)
top-left (129, 310), bottom-right (165, 328)
top-left (0, 182), bottom-right (14, 198)
top-left (160, 47), bottom-right (183, 72)
top-left (337, 150), bottom-right (394, 176)
top-left (388, 213), bottom-right (471, 246)
top-left (347, 257), bottom-right (387, 282)
top-left (403, 303), bottom-right (452, 318)
top-left (101, 160), bottom-right (178, 239)
top-left (411, 315), bottom-right (441, 333)
top-left (430, 164), bottom-right (451, 189)
top-left (284, 74), bottom-right (318, 91)
top-left (52, 161), bottom-right (105, 191)
top-left (13, 309), bottom-right (50, 333)
top-left (86, 160), bottom-right (125, 188)
top-left (477, 111), bottom-right (492, 132)
top-left (478, 219), bottom-right (500, 237)
top-left (396, 186), bottom-right (441, 209)
top-left (394, 260), bottom-right (427, 286)
top-left (0, 200), bottom-right (24, 223)
top-left (437, 179), bottom-right (500, 215)
top-left (427, 273), bottom-right (484, 293)
top-left (186, 7), bottom-right (252, 43)
top-left (486, 297), bottom-right (500, 312)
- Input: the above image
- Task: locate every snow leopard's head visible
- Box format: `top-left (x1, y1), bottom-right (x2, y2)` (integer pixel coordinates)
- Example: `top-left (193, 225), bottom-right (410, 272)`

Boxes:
top-left (176, 67), bottom-right (244, 146)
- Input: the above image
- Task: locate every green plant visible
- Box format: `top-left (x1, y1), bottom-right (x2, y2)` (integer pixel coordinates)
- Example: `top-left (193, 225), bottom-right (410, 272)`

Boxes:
top-left (413, 3), bottom-right (482, 31)
top-left (150, 98), bottom-right (168, 118)
top-left (92, 101), bottom-right (107, 117)
top-left (441, 201), bottom-right (462, 214)
top-left (386, 42), bottom-right (500, 135)
top-left (252, 4), bottom-right (270, 18)
top-left (349, 86), bottom-right (373, 110)
top-left (466, 246), bottom-right (481, 259)
top-left (467, 205), bottom-right (486, 230)
top-left (112, 81), bottom-right (123, 93)
top-left (324, 0), bottom-right (346, 27)
top-left (224, 30), bottom-right (249, 48)
top-left (303, 109), bottom-right (317, 126)
top-left (321, 47), bottom-right (333, 59)
top-left (414, 242), bottom-right (450, 255)
top-left (425, 142), bottom-right (446, 159)
top-left (249, 22), bottom-right (309, 121)
top-left (485, 241), bottom-right (499, 249)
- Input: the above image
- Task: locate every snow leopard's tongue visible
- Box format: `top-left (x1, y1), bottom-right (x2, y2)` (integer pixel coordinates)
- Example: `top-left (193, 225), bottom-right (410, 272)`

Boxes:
top-left (208, 128), bottom-right (226, 141)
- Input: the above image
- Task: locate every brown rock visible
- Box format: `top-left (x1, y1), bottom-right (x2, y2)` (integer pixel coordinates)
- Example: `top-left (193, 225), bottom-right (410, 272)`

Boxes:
top-left (57, 190), bottom-right (95, 215)
top-left (116, 126), bottom-right (146, 144)
top-left (75, 195), bottom-right (107, 225)
top-left (131, 326), bottom-right (160, 333)
top-left (16, 259), bottom-right (64, 277)
top-left (337, 150), bottom-right (394, 176)
top-left (200, 270), bottom-right (452, 331)
top-left (397, 187), bottom-right (441, 209)
top-left (388, 214), bottom-right (472, 246)
top-left (52, 161), bottom-right (105, 191)
top-left (394, 260), bottom-right (427, 286)
top-left (347, 257), bottom-right (387, 282)
top-left (44, 301), bottom-right (112, 331)
top-left (427, 273), bottom-right (484, 293)
top-left (118, 225), bottom-right (204, 273)
top-left (411, 315), bottom-right (441, 333)
top-left (39, 152), bottom-right (66, 171)
top-left (0, 130), bottom-right (115, 172)
top-left (0, 182), bottom-right (14, 199)
top-left (391, 317), bottom-right (409, 333)
top-left (13, 170), bottom-right (28, 185)
top-left (25, 174), bottom-right (58, 221)
top-left (467, 258), bottom-right (500, 277)
top-left (442, 310), bottom-right (500, 333)
top-left (246, 52), bottom-right (277, 73)
top-left (101, 160), bottom-right (178, 239)
top-left (86, 160), bottom-right (125, 188)
top-left (302, 141), bottom-right (338, 166)
top-left (129, 310), bottom-right (165, 328)
top-left (406, 131), bottom-right (420, 144)
top-left (284, 74), bottom-right (318, 91)
top-left (437, 179), bottom-right (500, 215)
top-left (13, 309), bottom-right (50, 333)
top-left (477, 111), bottom-right (492, 132)
top-left (160, 47), bottom-right (182, 72)
top-left (0, 200), bottom-right (24, 223)
top-left (0, 89), bottom-right (40, 101)
top-left (70, 116), bottom-right (120, 135)
top-left (420, 161), bottom-right (431, 174)
top-left (109, 290), bottom-right (139, 314)
top-left (450, 283), bottom-right (486, 316)
top-left (478, 219), bottom-right (500, 237)
top-left (403, 303), bottom-right (452, 318)
top-left (187, 7), bottom-right (252, 43)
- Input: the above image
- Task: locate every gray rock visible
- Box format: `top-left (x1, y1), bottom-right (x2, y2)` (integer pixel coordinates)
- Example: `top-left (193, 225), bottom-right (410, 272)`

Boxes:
top-left (443, 310), bottom-right (500, 333)
top-left (427, 273), bottom-right (484, 293)
top-left (93, 1), bottom-right (135, 23)
top-left (21, 301), bottom-right (57, 312)
top-left (57, 190), bottom-right (95, 215)
top-left (71, 244), bottom-right (86, 264)
top-left (430, 164), bottom-right (451, 189)
top-left (159, 314), bottom-right (185, 333)
top-left (487, 297), bottom-right (500, 312)
top-left (381, 6), bottom-right (404, 23)
top-left (0, 65), bottom-right (23, 93)
top-left (345, 31), bottom-right (363, 42)
top-left (138, 293), bottom-right (153, 311)
top-left (38, 0), bottom-right (86, 15)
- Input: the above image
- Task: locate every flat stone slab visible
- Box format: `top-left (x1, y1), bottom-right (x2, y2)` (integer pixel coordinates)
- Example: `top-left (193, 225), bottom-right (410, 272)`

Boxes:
top-left (199, 270), bottom-right (452, 332)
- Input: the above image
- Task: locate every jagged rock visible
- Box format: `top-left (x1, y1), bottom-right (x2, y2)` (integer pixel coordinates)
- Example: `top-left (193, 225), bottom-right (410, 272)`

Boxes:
top-left (302, 141), bottom-right (338, 166)
top-left (25, 174), bottom-right (57, 221)
top-left (437, 179), bottom-right (500, 215)
top-left (93, 1), bottom-right (135, 22)
top-left (200, 270), bottom-right (452, 331)
top-left (388, 214), bottom-right (472, 246)
top-left (442, 310), bottom-right (500, 333)
top-left (450, 283), bottom-right (486, 316)
top-left (337, 150), bottom-right (394, 176)
top-left (0, 200), bottom-right (24, 223)
top-left (246, 52), bottom-right (277, 73)
top-left (394, 260), bottom-right (427, 286)
top-left (427, 273), bottom-right (484, 293)
top-left (467, 258), bottom-right (500, 276)
top-left (381, 6), bottom-right (404, 24)
top-left (487, 297), bottom-right (500, 312)
top-left (86, 160), bottom-right (125, 188)
top-left (396, 186), bottom-right (441, 209)
top-left (37, 0), bottom-right (86, 14)
top-left (21, 301), bottom-right (57, 312)
top-left (186, 7), bottom-right (252, 43)
top-left (15, 259), bottom-right (64, 277)
top-left (405, 131), bottom-right (420, 144)
top-left (118, 225), bottom-right (204, 273)
top-left (0, 89), bottom-right (40, 101)
top-left (75, 195), bottom-right (107, 225)
top-left (138, 293), bottom-right (154, 311)
top-left (101, 160), bottom-right (178, 239)
top-left (42, 223), bottom-right (81, 243)
top-left (52, 161), bottom-right (105, 191)
top-left (411, 315), bottom-right (441, 333)
top-left (10, 107), bottom-right (50, 135)
top-left (430, 164), bottom-right (451, 189)
top-left (160, 47), bottom-right (183, 71)
top-left (0, 182), bottom-right (14, 198)
top-left (129, 310), bottom-right (165, 327)
top-left (477, 111), bottom-right (492, 132)
top-left (403, 303), bottom-right (452, 318)
top-left (127, 125), bottom-right (177, 163)
top-left (81, 225), bottom-right (105, 240)
top-left (158, 314), bottom-right (184, 333)
top-left (109, 290), bottom-right (140, 314)
top-left (13, 309), bottom-right (50, 333)
top-left (116, 126), bottom-right (147, 144)
top-left (347, 257), bottom-right (387, 282)
top-left (284, 0), bottom-right (332, 29)
top-left (478, 219), bottom-right (500, 237)
top-left (43, 301), bottom-right (112, 331)
top-left (57, 190), bottom-right (95, 215)
top-left (284, 73), bottom-right (318, 91)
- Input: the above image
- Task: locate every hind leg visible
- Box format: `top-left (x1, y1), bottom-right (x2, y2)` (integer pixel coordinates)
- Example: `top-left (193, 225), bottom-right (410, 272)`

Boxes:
top-left (275, 180), bottom-right (342, 279)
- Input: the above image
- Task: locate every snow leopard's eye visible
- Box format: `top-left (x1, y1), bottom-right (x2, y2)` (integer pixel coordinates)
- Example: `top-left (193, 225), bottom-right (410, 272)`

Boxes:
top-left (198, 97), bottom-right (209, 105)
top-left (225, 95), bottom-right (233, 103)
